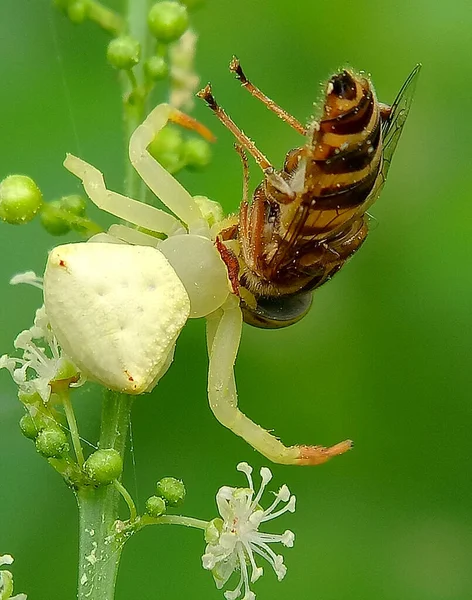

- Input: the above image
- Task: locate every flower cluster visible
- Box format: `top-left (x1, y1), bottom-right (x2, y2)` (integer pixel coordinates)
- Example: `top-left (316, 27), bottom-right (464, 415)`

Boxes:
top-left (202, 463), bottom-right (296, 600)
top-left (0, 273), bottom-right (81, 403)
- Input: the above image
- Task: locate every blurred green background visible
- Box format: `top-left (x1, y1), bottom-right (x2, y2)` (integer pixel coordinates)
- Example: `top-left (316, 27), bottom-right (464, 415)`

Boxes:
top-left (1, 0), bottom-right (471, 598)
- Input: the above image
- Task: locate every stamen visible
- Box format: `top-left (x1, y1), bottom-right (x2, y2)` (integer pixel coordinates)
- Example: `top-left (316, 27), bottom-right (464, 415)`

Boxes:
top-left (261, 495), bottom-right (296, 522)
top-left (242, 540), bottom-right (263, 583)
top-left (237, 462), bottom-right (254, 491)
top-left (238, 546), bottom-right (251, 600)
top-left (281, 530), bottom-right (295, 547)
top-left (261, 485), bottom-right (290, 517)
top-left (250, 467), bottom-right (272, 510)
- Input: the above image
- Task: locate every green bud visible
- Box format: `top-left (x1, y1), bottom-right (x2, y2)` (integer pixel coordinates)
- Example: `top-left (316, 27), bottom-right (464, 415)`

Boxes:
top-left (182, 138), bottom-right (212, 170)
top-left (36, 426), bottom-right (69, 458)
top-left (67, 0), bottom-right (88, 23)
top-left (156, 476), bottom-right (186, 506)
top-left (107, 36), bottom-right (141, 70)
top-left (40, 200), bottom-right (71, 236)
top-left (204, 517), bottom-right (223, 543)
top-left (180, 0), bottom-right (205, 8)
top-left (54, 358), bottom-right (80, 382)
top-left (19, 413), bottom-right (48, 440)
top-left (145, 495), bottom-right (167, 517)
top-left (148, 126), bottom-right (184, 173)
top-left (0, 175), bottom-right (43, 224)
top-left (144, 55), bottom-right (169, 81)
top-left (84, 449), bottom-right (123, 485)
top-left (148, 2), bottom-right (189, 43)
top-left (60, 194), bottom-right (86, 217)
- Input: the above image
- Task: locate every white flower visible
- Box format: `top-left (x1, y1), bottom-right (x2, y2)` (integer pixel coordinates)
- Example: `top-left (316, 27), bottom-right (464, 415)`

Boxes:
top-left (0, 305), bottom-right (81, 403)
top-left (0, 555), bottom-right (27, 600)
top-left (202, 463), bottom-right (296, 600)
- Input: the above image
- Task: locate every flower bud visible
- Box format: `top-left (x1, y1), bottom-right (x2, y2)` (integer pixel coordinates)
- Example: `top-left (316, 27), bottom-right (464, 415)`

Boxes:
top-left (40, 200), bottom-right (72, 236)
top-left (182, 138), bottom-right (212, 170)
top-left (60, 194), bottom-right (86, 217)
top-left (84, 449), bottom-right (123, 485)
top-left (148, 2), bottom-right (189, 43)
top-left (67, 0), bottom-right (88, 23)
top-left (19, 413), bottom-right (48, 440)
top-left (156, 476), bottom-right (186, 506)
top-left (145, 495), bottom-right (167, 517)
top-left (145, 55), bottom-right (169, 81)
top-left (107, 36), bottom-right (141, 70)
top-left (148, 125), bottom-right (184, 173)
top-left (0, 175), bottom-right (43, 224)
top-left (35, 426), bottom-right (69, 458)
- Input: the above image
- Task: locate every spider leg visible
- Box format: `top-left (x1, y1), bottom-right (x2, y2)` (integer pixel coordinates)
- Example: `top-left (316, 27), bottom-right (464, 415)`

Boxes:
top-left (129, 103), bottom-right (205, 231)
top-left (107, 224), bottom-right (162, 247)
top-left (206, 296), bottom-right (352, 466)
top-left (64, 154), bottom-right (185, 237)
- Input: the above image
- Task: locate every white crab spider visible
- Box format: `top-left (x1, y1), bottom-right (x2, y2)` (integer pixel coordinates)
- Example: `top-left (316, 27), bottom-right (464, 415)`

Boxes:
top-left (44, 103), bottom-right (350, 466)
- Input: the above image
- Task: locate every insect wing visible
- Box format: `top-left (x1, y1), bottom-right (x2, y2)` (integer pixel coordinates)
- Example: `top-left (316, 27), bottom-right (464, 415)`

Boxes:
top-left (355, 64), bottom-right (422, 221)
top-left (266, 66), bottom-right (421, 270)
top-left (381, 64), bottom-right (421, 176)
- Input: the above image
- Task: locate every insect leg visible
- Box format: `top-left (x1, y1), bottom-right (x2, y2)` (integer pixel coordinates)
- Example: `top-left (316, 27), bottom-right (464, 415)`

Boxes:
top-left (229, 56), bottom-right (306, 135)
top-left (206, 296), bottom-right (353, 466)
top-left (64, 154), bottom-right (184, 237)
top-left (234, 143), bottom-right (250, 205)
top-left (129, 103), bottom-right (204, 230)
top-left (197, 84), bottom-right (272, 171)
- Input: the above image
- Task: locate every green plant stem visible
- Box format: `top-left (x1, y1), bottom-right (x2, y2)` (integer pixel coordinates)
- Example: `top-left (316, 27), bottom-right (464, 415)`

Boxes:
top-left (74, 4), bottom-right (155, 599)
top-left (87, 0), bottom-right (124, 35)
top-left (114, 479), bottom-right (137, 521)
top-left (61, 389), bottom-right (85, 467)
top-left (123, 0), bottom-right (154, 203)
top-left (116, 513), bottom-right (208, 547)
top-left (76, 391), bottom-right (134, 600)
top-left (136, 513), bottom-right (209, 532)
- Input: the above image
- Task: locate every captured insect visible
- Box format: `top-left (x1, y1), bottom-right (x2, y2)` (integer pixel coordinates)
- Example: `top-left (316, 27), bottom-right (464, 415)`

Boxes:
top-left (43, 60), bottom-right (420, 466)
top-left (198, 59), bottom-right (421, 328)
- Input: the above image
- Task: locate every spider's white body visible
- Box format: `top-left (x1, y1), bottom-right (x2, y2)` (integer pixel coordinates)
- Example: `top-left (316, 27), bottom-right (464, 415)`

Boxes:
top-left (44, 243), bottom-right (190, 394)
top-left (43, 103), bottom-right (350, 466)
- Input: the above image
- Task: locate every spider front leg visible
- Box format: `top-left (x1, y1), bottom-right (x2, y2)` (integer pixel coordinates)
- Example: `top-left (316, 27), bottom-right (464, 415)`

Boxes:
top-left (64, 154), bottom-right (184, 237)
top-left (129, 103), bottom-right (209, 232)
top-left (206, 296), bottom-right (353, 466)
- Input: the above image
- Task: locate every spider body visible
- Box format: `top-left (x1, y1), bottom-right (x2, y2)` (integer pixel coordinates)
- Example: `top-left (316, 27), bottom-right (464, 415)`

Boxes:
top-left (43, 61), bottom-right (419, 466)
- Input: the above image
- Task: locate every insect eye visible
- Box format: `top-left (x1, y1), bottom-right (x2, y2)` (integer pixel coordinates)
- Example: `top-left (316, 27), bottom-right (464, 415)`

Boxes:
top-left (241, 291), bottom-right (313, 329)
top-left (330, 70), bottom-right (357, 100)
